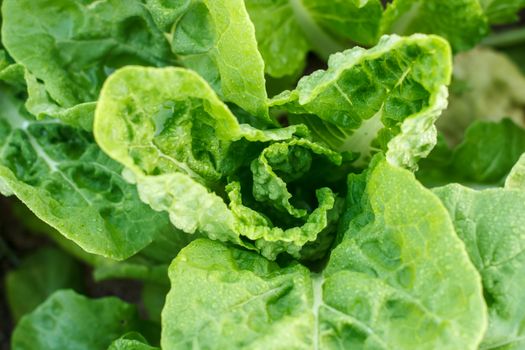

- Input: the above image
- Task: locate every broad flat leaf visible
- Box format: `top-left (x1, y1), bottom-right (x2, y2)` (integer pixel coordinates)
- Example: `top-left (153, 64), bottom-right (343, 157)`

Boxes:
top-left (322, 158), bottom-right (486, 349)
top-left (2, 0), bottom-right (171, 127)
top-left (161, 239), bottom-right (314, 350)
top-left (480, 0), bottom-right (525, 24)
top-left (91, 221), bottom-right (196, 284)
top-left (0, 70), bottom-right (175, 260)
top-left (437, 48), bottom-right (525, 145)
top-left (381, 0), bottom-right (489, 52)
top-left (146, 0), bottom-right (269, 120)
top-left (5, 247), bottom-right (83, 322)
top-left (11, 290), bottom-right (141, 350)
top-left (417, 119), bottom-right (525, 187)
top-left (271, 34), bottom-right (452, 170)
top-left (161, 159), bottom-right (487, 349)
top-left (434, 184), bottom-right (525, 350)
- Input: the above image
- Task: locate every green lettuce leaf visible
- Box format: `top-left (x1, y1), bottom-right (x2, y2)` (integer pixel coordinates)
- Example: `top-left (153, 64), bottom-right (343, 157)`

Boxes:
top-left (1, 0), bottom-right (172, 128)
top-left (480, 0), bottom-right (525, 24)
top-left (94, 66), bottom-right (301, 186)
top-left (92, 261), bottom-right (169, 286)
top-left (245, 0), bottom-right (383, 79)
top-left (226, 180), bottom-right (338, 260)
top-left (0, 68), bottom-right (176, 260)
top-left (108, 333), bottom-right (159, 350)
top-left (142, 283), bottom-right (170, 324)
top-left (7, 198), bottom-right (187, 285)
top-left (251, 138), bottom-right (341, 218)
top-left (433, 184), bottom-right (525, 349)
top-left (132, 168), bottom-right (339, 260)
top-left (145, 0), bottom-right (269, 120)
top-left (417, 119), bottom-right (525, 187)
top-left (8, 198), bottom-right (110, 266)
top-left (505, 153), bottom-right (525, 190)
top-left (244, 0), bottom-right (309, 79)
top-left (298, 0), bottom-right (383, 47)
top-left (444, 120), bottom-right (525, 183)
top-left (161, 239), bottom-right (314, 350)
top-left (94, 66), bottom-right (341, 260)
top-left (381, 0), bottom-right (489, 52)
top-left (270, 34), bottom-right (452, 170)
top-left (161, 159), bottom-right (487, 349)
top-left (5, 247), bottom-right (83, 322)
top-left (11, 290), bottom-right (142, 350)
top-left (322, 158), bottom-right (486, 349)
top-left (8, 199), bottom-right (186, 288)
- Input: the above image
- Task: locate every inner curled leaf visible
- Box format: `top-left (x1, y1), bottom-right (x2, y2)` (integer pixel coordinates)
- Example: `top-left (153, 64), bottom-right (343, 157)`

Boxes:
top-left (94, 66), bottom-right (345, 260)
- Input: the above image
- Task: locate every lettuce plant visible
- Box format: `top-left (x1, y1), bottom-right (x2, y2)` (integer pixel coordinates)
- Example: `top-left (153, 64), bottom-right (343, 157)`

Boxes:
top-left (1, 1), bottom-right (525, 349)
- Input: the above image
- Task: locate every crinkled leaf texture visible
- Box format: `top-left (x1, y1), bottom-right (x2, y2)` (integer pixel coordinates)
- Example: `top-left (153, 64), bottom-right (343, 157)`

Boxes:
top-left (94, 66), bottom-right (339, 260)
top-left (146, 0), bottom-right (269, 120)
top-left (11, 290), bottom-right (141, 350)
top-left (250, 138), bottom-right (341, 218)
top-left (1, 0), bottom-right (172, 128)
top-left (270, 34), bottom-right (452, 170)
top-left (0, 67), bottom-right (176, 260)
top-left (381, 0), bottom-right (488, 52)
top-left (161, 159), bottom-right (487, 349)
top-left (433, 184), bottom-right (525, 350)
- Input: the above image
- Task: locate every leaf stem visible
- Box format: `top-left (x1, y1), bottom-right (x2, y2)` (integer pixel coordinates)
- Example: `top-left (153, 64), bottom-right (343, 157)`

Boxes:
top-left (482, 27), bottom-right (525, 47)
top-left (289, 0), bottom-right (346, 60)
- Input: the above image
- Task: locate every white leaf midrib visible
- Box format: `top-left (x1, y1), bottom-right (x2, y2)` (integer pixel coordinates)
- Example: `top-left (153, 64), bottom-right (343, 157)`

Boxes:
top-left (311, 272), bottom-right (323, 350)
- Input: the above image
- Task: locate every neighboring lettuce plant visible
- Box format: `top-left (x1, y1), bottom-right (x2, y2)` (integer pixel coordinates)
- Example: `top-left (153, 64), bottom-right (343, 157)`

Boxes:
top-left (437, 48), bottom-right (525, 144)
top-left (417, 119), bottom-right (525, 187)
top-left (1, 1), bottom-right (525, 349)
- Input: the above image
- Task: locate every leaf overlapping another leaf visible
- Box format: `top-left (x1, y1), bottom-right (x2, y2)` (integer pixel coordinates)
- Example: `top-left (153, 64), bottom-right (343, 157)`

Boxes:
top-left (146, 0), bottom-right (270, 120)
top-left (94, 66), bottom-right (343, 260)
top-left (1, 0), bottom-right (173, 129)
top-left (0, 64), bottom-right (178, 260)
top-left (271, 34), bottom-right (452, 170)
top-left (161, 159), bottom-right (487, 350)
